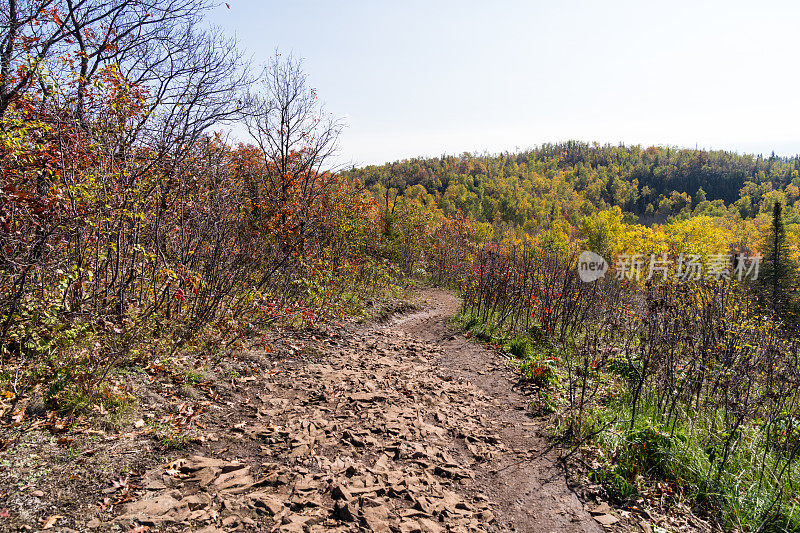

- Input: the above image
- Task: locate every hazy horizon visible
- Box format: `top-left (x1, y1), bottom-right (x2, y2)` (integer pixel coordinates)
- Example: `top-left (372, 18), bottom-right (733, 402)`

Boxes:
top-left (212, 0), bottom-right (800, 166)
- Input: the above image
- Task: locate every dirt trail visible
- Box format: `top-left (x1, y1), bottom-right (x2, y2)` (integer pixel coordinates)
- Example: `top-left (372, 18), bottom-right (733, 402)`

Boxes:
top-left (385, 290), bottom-right (602, 532)
top-left (101, 289), bottom-right (604, 532)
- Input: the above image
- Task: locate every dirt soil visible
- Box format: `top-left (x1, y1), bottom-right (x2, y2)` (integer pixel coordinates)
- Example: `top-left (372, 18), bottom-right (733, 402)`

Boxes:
top-left (0, 289), bottom-right (621, 532)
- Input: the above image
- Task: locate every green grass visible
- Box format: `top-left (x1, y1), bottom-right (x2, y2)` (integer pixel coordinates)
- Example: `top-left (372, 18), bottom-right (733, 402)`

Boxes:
top-left (508, 337), bottom-right (530, 358)
top-left (150, 421), bottom-right (189, 451)
top-left (585, 393), bottom-right (800, 531)
top-left (456, 309), bottom-right (800, 532)
top-left (455, 310), bottom-right (566, 398)
top-left (182, 369), bottom-right (206, 385)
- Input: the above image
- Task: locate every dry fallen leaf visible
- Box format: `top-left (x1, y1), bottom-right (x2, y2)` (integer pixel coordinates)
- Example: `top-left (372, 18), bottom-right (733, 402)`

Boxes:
top-left (113, 477), bottom-right (129, 492)
top-left (166, 458), bottom-right (186, 470)
top-left (52, 418), bottom-right (68, 432)
top-left (594, 513), bottom-right (619, 526)
top-left (42, 515), bottom-right (64, 529)
top-left (10, 409), bottom-right (24, 425)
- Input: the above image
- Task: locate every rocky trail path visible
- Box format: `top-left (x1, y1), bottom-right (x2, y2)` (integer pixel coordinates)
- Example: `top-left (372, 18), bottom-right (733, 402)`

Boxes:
top-left (107, 289), bottom-right (605, 532)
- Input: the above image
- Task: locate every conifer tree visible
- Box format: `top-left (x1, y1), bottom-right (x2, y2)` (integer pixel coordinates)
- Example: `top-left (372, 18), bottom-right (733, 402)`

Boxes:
top-left (759, 202), bottom-right (798, 324)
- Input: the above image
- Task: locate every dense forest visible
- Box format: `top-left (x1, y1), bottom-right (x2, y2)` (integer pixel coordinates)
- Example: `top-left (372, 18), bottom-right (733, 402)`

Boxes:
top-left (346, 142), bottom-right (800, 233)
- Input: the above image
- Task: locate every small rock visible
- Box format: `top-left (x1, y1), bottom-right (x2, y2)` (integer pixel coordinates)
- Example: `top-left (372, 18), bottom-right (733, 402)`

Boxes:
top-left (590, 502), bottom-right (613, 515)
top-left (331, 484), bottom-right (352, 501)
top-left (417, 517), bottom-right (444, 533)
top-left (221, 514), bottom-right (240, 528)
top-left (595, 514), bottom-right (619, 526)
top-left (334, 500), bottom-right (357, 522)
top-left (250, 492), bottom-right (285, 516)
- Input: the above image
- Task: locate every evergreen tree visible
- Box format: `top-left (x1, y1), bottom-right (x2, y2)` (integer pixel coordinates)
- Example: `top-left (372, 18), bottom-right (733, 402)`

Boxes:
top-left (759, 202), bottom-right (798, 324)
top-left (695, 187), bottom-right (707, 205)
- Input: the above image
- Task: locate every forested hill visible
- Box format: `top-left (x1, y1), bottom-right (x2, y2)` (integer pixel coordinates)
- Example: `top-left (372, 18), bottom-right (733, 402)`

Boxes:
top-left (343, 142), bottom-right (800, 230)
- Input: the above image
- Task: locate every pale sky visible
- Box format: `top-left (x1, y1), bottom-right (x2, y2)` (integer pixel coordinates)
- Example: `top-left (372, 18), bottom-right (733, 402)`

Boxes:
top-left (211, 0), bottom-right (800, 166)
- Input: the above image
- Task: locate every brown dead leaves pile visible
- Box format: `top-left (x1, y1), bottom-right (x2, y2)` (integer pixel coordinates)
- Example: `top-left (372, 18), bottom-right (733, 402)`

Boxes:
top-left (108, 329), bottom-right (508, 532)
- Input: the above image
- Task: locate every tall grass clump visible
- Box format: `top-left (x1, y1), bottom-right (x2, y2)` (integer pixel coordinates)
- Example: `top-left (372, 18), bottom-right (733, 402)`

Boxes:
top-left (568, 279), bottom-right (800, 531)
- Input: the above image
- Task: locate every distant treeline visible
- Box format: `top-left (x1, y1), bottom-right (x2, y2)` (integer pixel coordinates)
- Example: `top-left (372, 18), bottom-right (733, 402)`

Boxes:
top-left (343, 142), bottom-right (800, 230)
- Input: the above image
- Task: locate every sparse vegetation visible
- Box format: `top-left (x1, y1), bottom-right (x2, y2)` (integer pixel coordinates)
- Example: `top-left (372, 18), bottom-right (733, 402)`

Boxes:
top-left (454, 240), bottom-right (800, 531)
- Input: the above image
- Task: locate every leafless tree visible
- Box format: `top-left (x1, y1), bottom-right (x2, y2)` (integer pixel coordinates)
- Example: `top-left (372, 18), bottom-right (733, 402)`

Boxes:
top-left (243, 51), bottom-right (344, 242)
top-left (1, 0), bottom-right (247, 130)
top-left (64, 0), bottom-right (213, 121)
